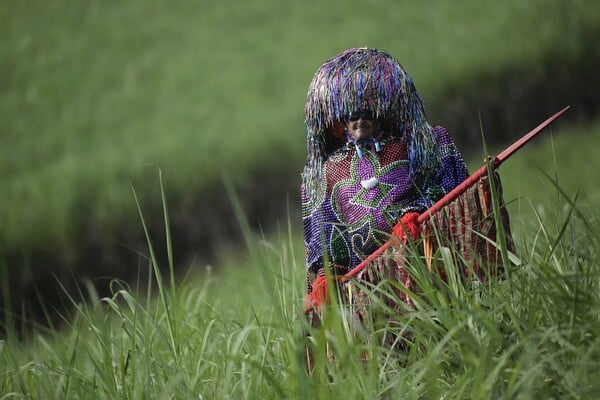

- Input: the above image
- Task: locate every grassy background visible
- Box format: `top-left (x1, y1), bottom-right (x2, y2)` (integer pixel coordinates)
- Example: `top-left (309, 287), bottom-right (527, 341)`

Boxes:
top-left (1, 1), bottom-right (599, 329)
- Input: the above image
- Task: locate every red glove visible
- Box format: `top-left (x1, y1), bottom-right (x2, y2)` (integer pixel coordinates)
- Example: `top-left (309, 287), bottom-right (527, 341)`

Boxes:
top-left (392, 212), bottom-right (420, 241)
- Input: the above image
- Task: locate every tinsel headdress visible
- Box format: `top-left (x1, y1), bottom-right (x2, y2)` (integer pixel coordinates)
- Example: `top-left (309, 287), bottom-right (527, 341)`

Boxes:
top-left (303, 48), bottom-right (440, 200)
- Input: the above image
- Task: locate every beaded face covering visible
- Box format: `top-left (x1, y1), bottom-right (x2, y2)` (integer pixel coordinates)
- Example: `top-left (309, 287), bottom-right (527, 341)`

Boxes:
top-left (302, 48), bottom-right (440, 205)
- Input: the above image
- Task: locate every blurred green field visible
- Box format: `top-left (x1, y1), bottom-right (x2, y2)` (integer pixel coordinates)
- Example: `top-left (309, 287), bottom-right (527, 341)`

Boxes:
top-left (1, 0), bottom-right (599, 318)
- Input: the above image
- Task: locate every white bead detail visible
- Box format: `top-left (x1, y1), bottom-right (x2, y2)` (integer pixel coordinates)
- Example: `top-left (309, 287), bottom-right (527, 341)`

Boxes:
top-left (360, 177), bottom-right (379, 189)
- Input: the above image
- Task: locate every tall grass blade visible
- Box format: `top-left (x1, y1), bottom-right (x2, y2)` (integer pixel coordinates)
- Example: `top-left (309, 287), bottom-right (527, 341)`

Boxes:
top-left (158, 170), bottom-right (177, 303)
top-left (223, 174), bottom-right (257, 259)
top-left (130, 180), bottom-right (179, 364)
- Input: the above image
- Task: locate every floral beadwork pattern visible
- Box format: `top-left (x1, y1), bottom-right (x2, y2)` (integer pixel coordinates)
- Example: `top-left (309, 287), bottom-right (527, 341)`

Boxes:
top-left (302, 127), bottom-right (469, 274)
top-left (332, 150), bottom-right (407, 233)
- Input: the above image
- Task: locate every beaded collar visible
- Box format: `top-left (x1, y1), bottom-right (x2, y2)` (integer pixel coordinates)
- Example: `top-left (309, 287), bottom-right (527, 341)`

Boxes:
top-left (339, 134), bottom-right (397, 158)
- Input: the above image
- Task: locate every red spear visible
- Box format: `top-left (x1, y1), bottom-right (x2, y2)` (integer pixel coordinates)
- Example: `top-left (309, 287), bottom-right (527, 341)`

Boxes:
top-left (343, 106), bottom-right (570, 280)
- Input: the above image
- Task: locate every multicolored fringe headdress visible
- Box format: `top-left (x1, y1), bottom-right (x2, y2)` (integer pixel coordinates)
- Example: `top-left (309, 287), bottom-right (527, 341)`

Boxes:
top-left (303, 48), bottom-right (440, 200)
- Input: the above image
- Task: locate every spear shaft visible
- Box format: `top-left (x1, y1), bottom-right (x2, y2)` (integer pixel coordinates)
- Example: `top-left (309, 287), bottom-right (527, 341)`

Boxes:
top-left (343, 106), bottom-right (570, 280)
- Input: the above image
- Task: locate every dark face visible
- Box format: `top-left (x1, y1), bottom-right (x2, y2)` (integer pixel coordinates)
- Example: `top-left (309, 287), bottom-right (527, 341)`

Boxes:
top-left (345, 110), bottom-right (379, 141)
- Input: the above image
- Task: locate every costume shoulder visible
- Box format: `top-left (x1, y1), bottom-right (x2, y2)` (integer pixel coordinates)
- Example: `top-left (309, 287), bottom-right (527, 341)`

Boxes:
top-left (432, 125), bottom-right (464, 160)
top-left (433, 125), bottom-right (455, 144)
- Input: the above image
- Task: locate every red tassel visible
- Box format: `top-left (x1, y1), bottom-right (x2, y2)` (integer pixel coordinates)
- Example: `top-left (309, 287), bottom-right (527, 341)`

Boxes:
top-left (393, 212), bottom-right (420, 241)
top-left (304, 275), bottom-right (330, 310)
top-left (311, 275), bottom-right (329, 306)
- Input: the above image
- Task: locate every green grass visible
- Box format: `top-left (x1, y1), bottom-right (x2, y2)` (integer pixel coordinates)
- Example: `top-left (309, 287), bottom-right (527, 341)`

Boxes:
top-left (1, 0), bottom-right (598, 255)
top-left (1, 122), bottom-right (600, 398)
top-left (1, 198), bottom-right (598, 398)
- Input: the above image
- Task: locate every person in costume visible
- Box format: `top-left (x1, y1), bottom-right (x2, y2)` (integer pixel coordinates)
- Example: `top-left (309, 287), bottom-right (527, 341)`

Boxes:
top-left (301, 48), bottom-right (469, 308)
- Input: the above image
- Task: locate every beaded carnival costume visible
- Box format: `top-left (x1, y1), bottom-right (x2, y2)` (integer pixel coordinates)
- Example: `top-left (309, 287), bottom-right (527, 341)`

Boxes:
top-left (302, 48), bottom-right (469, 293)
top-left (301, 49), bottom-right (516, 370)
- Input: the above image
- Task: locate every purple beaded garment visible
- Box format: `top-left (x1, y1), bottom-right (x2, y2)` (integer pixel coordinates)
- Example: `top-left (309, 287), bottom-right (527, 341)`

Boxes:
top-left (302, 48), bottom-right (469, 276)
